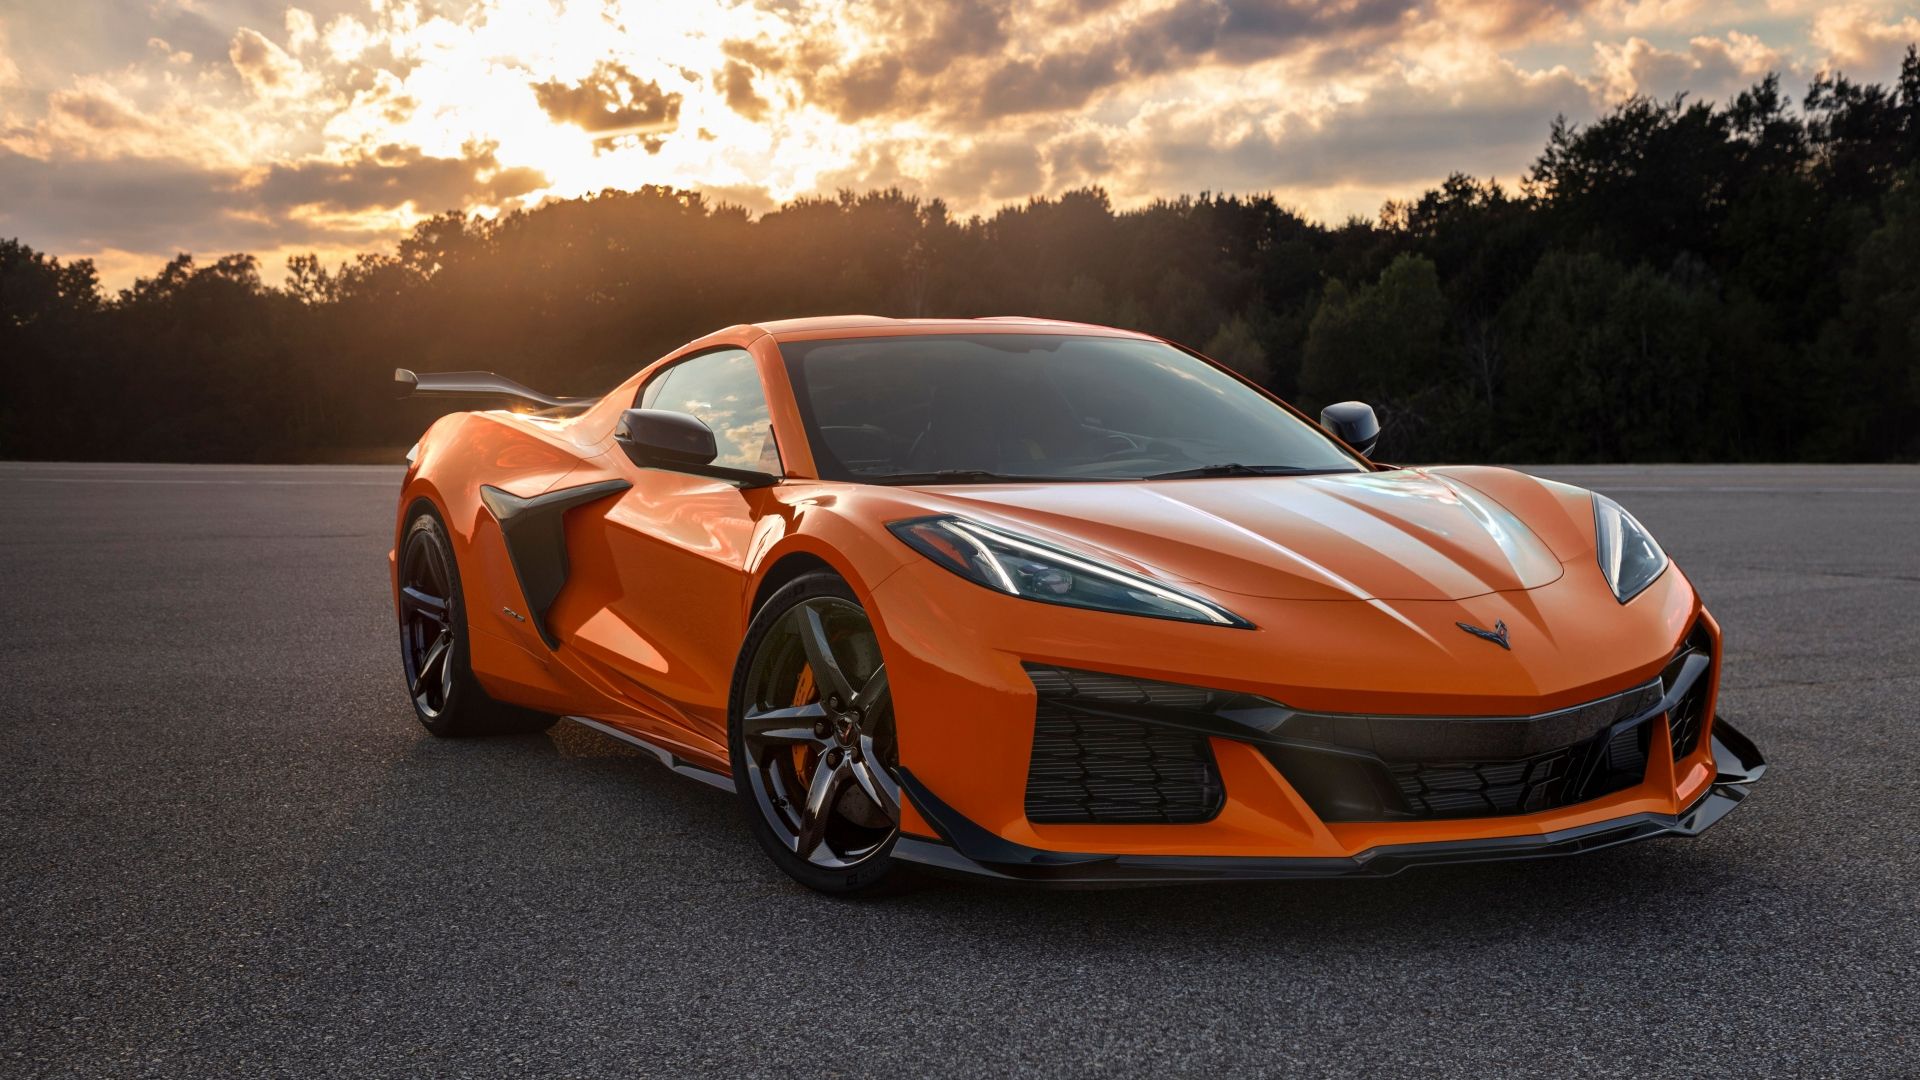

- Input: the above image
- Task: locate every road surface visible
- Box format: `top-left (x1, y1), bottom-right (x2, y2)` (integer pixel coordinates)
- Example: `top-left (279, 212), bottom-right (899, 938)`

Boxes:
top-left (2, 462), bottom-right (1915, 1077)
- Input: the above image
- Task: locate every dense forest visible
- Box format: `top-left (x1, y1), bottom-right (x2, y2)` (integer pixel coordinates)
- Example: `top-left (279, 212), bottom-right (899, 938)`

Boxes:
top-left (3, 51), bottom-right (1918, 464)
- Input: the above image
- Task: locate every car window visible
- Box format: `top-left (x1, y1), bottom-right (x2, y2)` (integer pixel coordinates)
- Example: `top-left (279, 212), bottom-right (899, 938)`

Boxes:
top-left (637, 348), bottom-right (781, 473)
top-left (779, 334), bottom-right (1363, 482)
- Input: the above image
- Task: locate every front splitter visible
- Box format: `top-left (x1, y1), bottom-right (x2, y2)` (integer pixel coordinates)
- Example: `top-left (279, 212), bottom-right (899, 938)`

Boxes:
top-left (891, 717), bottom-right (1766, 887)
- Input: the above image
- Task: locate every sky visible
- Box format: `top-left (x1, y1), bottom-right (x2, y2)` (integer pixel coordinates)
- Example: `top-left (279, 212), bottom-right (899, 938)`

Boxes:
top-left (2, 0), bottom-right (1917, 290)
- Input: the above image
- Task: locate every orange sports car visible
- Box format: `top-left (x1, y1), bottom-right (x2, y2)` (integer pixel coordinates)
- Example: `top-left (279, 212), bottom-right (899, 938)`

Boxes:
top-left (391, 316), bottom-right (1764, 892)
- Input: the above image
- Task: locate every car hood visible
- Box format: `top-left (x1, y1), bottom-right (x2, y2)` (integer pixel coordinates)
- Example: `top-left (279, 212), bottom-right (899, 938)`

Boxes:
top-left (923, 468), bottom-right (1573, 602)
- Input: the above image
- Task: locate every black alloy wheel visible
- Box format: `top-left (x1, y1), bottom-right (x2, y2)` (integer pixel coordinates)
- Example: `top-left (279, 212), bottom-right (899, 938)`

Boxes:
top-left (731, 573), bottom-right (902, 893)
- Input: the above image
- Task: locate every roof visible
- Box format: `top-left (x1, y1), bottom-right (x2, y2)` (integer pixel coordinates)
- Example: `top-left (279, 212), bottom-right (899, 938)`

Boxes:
top-left (752, 314), bottom-right (1150, 339)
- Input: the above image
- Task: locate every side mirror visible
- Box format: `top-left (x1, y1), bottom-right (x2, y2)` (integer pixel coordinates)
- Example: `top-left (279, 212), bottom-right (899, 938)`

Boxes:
top-left (1319, 401), bottom-right (1380, 457)
top-left (616, 408), bottom-right (718, 467)
top-left (613, 408), bottom-right (779, 488)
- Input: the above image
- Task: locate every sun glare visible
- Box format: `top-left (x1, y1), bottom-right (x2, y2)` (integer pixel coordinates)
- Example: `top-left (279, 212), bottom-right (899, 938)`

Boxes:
top-left (10, 0), bottom-right (1918, 288)
top-left (306, 0), bottom-right (851, 215)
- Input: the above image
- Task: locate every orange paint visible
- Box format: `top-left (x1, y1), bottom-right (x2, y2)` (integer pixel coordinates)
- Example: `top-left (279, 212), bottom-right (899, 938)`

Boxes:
top-left (395, 316), bottom-right (1734, 863)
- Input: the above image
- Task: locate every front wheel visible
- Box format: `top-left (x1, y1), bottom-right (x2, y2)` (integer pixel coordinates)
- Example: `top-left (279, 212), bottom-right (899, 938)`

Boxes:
top-left (729, 572), bottom-right (901, 894)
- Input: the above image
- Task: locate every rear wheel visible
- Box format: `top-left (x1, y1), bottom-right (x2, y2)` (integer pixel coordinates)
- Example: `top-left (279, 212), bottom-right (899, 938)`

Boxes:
top-left (729, 573), bottom-right (901, 894)
top-left (397, 505), bottom-right (554, 737)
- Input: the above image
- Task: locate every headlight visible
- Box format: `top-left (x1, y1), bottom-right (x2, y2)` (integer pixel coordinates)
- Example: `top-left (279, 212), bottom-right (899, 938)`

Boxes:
top-left (887, 515), bottom-right (1253, 628)
top-left (1592, 494), bottom-right (1668, 603)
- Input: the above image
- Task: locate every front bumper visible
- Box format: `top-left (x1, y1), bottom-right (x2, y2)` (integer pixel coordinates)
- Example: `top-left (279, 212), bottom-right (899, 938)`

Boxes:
top-left (891, 717), bottom-right (1765, 885)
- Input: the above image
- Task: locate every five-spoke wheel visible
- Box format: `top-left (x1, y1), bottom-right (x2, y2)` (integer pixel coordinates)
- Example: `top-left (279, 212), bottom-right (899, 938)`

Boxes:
top-left (731, 573), bottom-right (901, 892)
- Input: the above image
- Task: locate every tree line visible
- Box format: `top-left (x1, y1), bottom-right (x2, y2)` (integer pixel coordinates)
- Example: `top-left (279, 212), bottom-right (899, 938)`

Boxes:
top-left (3, 50), bottom-right (1917, 464)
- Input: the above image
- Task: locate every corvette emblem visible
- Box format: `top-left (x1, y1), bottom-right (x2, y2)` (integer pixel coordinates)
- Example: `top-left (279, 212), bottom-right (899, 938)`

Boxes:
top-left (1456, 619), bottom-right (1510, 650)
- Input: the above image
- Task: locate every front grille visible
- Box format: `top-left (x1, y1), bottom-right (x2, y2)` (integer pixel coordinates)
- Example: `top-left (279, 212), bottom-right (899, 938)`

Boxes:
top-left (1023, 667), bottom-right (1224, 824)
top-left (1263, 678), bottom-right (1663, 822)
top-left (1381, 704), bottom-right (1654, 819)
top-left (1390, 749), bottom-right (1577, 817)
top-left (1023, 627), bottom-right (1712, 827)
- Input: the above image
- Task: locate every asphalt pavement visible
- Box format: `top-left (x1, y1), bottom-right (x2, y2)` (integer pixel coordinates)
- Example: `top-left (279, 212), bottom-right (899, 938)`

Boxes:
top-left (1, 461), bottom-right (1915, 1078)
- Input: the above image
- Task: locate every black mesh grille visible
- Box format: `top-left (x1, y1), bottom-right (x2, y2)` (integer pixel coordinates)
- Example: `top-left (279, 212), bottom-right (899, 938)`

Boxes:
top-left (1263, 679), bottom-right (1665, 822)
top-left (1384, 711), bottom-right (1650, 819)
top-left (1391, 749), bottom-right (1576, 817)
top-left (1021, 631), bottom-right (1711, 827)
top-left (1023, 667), bottom-right (1224, 824)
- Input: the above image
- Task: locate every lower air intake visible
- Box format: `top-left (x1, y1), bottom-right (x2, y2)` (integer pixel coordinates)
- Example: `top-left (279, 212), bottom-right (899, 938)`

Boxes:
top-left (1023, 666), bottom-right (1224, 825)
top-left (1662, 623), bottom-right (1716, 760)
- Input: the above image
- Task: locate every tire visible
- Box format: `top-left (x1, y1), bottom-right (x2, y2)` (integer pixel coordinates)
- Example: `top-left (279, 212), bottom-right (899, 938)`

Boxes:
top-left (729, 571), bottom-right (902, 894)
top-left (396, 503), bottom-right (556, 737)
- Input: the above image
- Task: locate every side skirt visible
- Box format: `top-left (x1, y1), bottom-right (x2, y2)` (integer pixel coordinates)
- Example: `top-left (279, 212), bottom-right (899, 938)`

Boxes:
top-left (565, 716), bottom-right (736, 793)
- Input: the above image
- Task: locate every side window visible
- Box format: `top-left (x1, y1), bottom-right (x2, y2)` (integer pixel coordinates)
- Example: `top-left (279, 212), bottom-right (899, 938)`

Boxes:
top-left (636, 348), bottom-right (781, 473)
top-left (639, 366), bottom-right (674, 409)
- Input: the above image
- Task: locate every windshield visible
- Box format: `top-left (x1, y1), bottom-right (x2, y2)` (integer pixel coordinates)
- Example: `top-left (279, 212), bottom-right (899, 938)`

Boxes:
top-left (779, 333), bottom-right (1367, 483)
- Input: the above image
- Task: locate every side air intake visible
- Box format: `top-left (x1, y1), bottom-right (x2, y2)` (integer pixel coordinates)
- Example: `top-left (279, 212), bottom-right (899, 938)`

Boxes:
top-left (479, 480), bottom-right (630, 648)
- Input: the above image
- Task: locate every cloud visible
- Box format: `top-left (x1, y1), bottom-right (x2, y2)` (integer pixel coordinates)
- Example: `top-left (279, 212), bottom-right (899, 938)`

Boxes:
top-left (1, 139), bottom-right (545, 254)
top-left (757, 0), bottom-right (1427, 123)
top-left (286, 9), bottom-right (319, 54)
top-left (0, 20), bottom-right (20, 90)
top-left (230, 27), bottom-right (306, 97)
top-left (532, 60), bottom-right (683, 150)
top-left (1592, 32), bottom-right (1788, 102)
top-left (1591, 0), bottom-right (1708, 33)
top-left (253, 143), bottom-right (548, 213)
top-left (1118, 60), bottom-right (1597, 194)
top-left (931, 139), bottom-right (1047, 201)
top-left (1438, 0), bottom-right (1594, 42)
top-left (2, 0), bottom-right (1911, 289)
top-left (718, 60), bottom-right (769, 121)
top-left (1811, 5), bottom-right (1920, 75)
top-left (11, 80), bottom-right (187, 163)
top-left (737, 0), bottom-right (1611, 125)
top-left (794, 50), bottom-right (1597, 224)
top-left (0, 149), bottom-right (254, 254)
top-left (322, 14), bottom-right (372, 62)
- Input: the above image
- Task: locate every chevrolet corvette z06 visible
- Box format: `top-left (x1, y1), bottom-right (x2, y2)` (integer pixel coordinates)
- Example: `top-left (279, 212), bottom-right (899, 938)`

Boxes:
top-left (391, 316), bottom-right (1763, 892)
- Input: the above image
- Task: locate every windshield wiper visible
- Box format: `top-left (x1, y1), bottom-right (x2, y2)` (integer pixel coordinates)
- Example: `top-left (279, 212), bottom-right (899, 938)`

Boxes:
top-left (861, 469), bottom-right (1103, 486)
top-left (1142, 463), bottom-right (1354, 480)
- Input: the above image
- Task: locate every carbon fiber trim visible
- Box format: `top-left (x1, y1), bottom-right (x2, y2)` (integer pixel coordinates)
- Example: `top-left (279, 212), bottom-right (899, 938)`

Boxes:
top-left (478, 479), bottom-right (630, 649)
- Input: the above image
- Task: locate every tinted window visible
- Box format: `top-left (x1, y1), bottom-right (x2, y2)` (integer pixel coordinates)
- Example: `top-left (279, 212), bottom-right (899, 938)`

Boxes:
top-left (638, 348), bottom-right (780, 473)
top-left (780, 334), bottom-right (1363, 482)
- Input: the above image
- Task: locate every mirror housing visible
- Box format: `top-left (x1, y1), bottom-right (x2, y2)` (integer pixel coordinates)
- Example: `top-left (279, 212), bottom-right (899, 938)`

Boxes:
top-left (616, 408), bottom-right (717, 466)
top-left (1319, 401), bottom-right (1380, 457)
top-left (614, 409), bottom-right (780, 488)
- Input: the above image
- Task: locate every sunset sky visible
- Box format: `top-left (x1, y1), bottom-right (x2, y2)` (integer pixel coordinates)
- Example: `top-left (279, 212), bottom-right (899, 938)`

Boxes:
top-left (2, 0), bottom-right (1916, 289)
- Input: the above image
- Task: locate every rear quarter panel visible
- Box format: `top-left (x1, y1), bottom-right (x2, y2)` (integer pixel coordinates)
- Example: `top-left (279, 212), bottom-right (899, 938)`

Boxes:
top-left (396, 409), bottom-right (597, 707)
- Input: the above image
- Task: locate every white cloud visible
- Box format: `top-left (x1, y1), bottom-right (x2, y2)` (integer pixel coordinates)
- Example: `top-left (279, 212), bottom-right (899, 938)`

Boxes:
top-left (1812, 4), bottom-right (1920, 75)
top-left (1592, 31), bottom-right (1788, 101)
top-left (229, 27), bottom-right (308, 98)
top-left (322, 14), bottom-right (372, 63)
top-left (287, 9), bottom-right (320, 54)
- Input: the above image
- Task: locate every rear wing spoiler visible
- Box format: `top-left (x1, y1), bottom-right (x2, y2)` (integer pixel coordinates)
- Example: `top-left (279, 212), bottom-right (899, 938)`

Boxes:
top-left (394, 368), bottom-right (594, 411)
